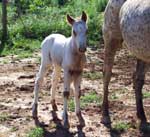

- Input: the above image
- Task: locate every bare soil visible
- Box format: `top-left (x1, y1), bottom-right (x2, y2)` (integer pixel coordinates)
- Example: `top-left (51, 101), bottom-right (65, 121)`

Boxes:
top-left (0, 47), bottom-right (150, 137)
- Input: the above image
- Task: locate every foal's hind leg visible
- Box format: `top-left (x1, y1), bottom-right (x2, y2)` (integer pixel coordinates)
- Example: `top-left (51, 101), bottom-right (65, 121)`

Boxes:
top-left (133, 59), bottom-right (147, 124)
top-left (32, 63), bottom-right (48, 119)
top-left (50, 64), bottom-right (61, 111)
top-left (102, 36), bottom-right (122, 125)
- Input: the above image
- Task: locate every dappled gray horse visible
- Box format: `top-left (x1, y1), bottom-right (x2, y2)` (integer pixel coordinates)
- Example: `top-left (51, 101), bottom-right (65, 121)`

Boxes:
top-left (32, 11), bottom-right (88, 129)
top-left (102, 0), bottom-right (150, 128)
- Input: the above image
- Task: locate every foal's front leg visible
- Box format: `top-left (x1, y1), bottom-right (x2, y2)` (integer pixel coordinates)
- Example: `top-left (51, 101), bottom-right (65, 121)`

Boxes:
top-left (73, 74), bottom-right (85, 127)
top-left (62, 70), bottom-right (71, 129)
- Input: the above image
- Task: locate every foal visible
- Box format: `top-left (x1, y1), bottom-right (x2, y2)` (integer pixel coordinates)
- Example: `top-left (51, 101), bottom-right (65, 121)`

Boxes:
top-left (32, 11), bottom-right (88, 129)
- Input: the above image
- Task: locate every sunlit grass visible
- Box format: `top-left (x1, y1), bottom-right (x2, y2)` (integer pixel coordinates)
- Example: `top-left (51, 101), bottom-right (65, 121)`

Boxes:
top-left (83, 71), bottom-right (103, 80)
top-left (0, 113), bottom-right (10, 122)
top-left (27, 127), bottom-right (44, 137)
top-left (143, 91), bottom-right (150, 99)
top-left (68, 91), bottom-right (101, 112)
top-left (112, 121), bottom-right (131, 133)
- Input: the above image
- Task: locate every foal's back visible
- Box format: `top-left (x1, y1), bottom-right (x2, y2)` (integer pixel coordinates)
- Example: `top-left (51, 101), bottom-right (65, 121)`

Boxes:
top-left (41, 34), bottom-right (69, 66)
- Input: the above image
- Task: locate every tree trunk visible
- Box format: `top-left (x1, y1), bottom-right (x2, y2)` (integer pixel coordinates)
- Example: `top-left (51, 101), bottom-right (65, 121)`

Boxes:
top-left (1, 0), bottom-right (8, 45)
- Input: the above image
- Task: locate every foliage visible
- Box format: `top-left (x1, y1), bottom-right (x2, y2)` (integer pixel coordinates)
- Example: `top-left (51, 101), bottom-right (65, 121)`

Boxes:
top-left (0, 113), bottom-right (10, 122)
top-left (83, 71), bottom-right (103, 80)
top-left (143, 91), bottom-right (150, 99)
top-left (27, 127), bottom-right (44, 137)
top-left (113, 121), bottom-right (131, 133)
top-left (0, 0), bottom-right (108, 57)
top-left (68, 91), bottom-right (101, 112)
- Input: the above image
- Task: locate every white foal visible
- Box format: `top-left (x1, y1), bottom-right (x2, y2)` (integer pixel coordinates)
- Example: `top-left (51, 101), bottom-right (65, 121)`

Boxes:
top-left (32, 11), bottom-right (88, 129)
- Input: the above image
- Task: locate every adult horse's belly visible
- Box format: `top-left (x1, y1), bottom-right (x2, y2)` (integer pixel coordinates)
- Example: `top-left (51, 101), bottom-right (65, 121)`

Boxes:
top-left (120, 0), bottom-right (150, 63)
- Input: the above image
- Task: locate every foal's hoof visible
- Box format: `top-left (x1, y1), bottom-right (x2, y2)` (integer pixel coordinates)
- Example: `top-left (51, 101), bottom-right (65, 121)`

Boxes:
top-left (101, 116), bottom-right (111, 127)
top-left (32, 103), bottom-right (38, 119)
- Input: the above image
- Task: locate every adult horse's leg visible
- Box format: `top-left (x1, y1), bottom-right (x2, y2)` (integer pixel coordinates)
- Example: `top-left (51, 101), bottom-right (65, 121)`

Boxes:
top-left (50, 65), bottom-right (61, 111)
top-left (133, 59), bottom-right (147, 124)
top-left (102, 35), bottom-right (122, 125)
top-left (62, 70), bottom-right (71, 129)
top-left (32, 63), bottom-right (48, 119)
top-left (73, 74), bottom-right (85, 127)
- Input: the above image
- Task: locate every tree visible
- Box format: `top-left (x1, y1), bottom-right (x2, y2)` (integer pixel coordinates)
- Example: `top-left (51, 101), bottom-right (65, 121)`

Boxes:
top-left (1, 0), bottom-right (8, 46)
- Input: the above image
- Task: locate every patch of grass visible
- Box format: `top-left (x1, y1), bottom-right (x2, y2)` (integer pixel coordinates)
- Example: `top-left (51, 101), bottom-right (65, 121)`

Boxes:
top-left (110, 93), bottom-right (119, 100)
top-left (0, 59), bottom-right (9, 64)
top-left (83, 71), bottom-right (103, 80)
top-left (27, 127), bottom-right (44, 137)
top-left (68, 99), bottom-right (75, 112)
top-left (143, 92), bottom-right (150, 99)
top-left (1, 39), bottom-right (41, 59)
top-left (0, 113), bottom-right (10, 122)
top-left (113, 121), bottom-right (131, 133)
top-left (68, 91), bottom-right (101, 112)
top-left (10, 126), bottom-right (18, 132)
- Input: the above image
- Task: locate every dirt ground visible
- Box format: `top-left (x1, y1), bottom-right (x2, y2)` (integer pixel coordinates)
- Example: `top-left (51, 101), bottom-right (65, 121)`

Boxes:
top-left (0, 47), bottom-right (150, 137)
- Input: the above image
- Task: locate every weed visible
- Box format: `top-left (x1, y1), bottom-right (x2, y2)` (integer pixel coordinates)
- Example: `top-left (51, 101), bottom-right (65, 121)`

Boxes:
top-left (68, 91), bottom-right (101, 112)
top-left (110, 93), bottom-right (118, 100)
top-left (10, 126), bottom-right (18, 132)
top-left (0, 113), bottom-right (10, 122)
top-left (113, 121), bottom-right (131, 133)
top-left (27, 127), bottom-right (44, 137)
top-left (68, 99), bottom-right (75, 112)
top-left (83, 71), bottom-right (103, 80)
top-left (143, 92), bottom-right (150, 99)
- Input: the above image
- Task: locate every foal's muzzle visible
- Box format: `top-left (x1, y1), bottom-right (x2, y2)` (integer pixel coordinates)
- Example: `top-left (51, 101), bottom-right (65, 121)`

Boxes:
top-left (79, 47), bottom-right (86, 53)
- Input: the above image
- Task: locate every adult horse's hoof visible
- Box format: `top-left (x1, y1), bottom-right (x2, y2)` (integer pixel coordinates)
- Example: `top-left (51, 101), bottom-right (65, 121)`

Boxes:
top-left (140, 122), bottom-right (150, 133)
top-left (101, 115), bottom-right (111, 127)
top-left (32, 103), bottom-right (38, 119)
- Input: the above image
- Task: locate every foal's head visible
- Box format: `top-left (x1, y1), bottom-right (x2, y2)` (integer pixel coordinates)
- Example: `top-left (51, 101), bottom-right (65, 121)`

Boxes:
top-left (67, 11), bottom-right (88, 54)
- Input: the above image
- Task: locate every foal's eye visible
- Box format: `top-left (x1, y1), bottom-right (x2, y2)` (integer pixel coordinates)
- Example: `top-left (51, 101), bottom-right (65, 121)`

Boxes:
top-left (73, 30), bottom-right (77, 36)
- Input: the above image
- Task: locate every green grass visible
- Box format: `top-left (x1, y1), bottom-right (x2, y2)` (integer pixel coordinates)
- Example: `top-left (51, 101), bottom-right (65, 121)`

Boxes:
top-left (1, 38), bottom-right (41, 58)
top-left (68, 91), bottom-right (101, 112)
top-left (27, 127), bottom-right (44, 137)
top-left (83, 71), bottom-right (103, 80)
top-left (10, 126), bottom-right (18, 132)
top-left (143, 92), bottom-right (150, 99)
top-left (1, 0), bottom-right (107, 57)
top-left (110, 93), bottom-right (119, 100)
top-left (0, 113), bottom-right (10, 122)
top-left (112, 121), bottom-right (131, 133)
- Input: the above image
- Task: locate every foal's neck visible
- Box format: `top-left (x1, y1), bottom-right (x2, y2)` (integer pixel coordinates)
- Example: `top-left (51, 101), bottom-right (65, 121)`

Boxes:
top-left (70, 36), bottom-right (84, 57)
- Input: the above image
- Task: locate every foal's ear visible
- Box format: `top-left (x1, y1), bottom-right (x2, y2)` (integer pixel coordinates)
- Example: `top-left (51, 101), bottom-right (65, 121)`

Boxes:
top-left (81, 11), bottom-right (87, 22)
top-left (67, 14), bottom-right (75, 25)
